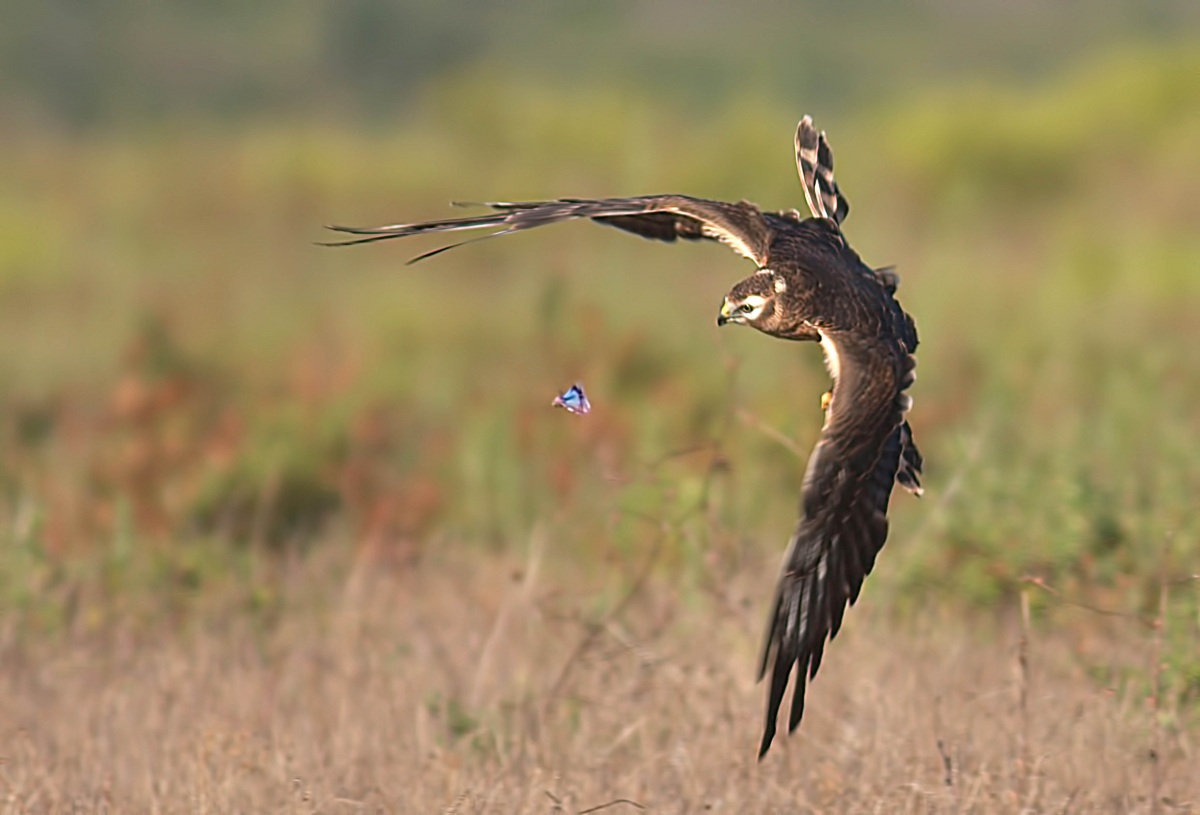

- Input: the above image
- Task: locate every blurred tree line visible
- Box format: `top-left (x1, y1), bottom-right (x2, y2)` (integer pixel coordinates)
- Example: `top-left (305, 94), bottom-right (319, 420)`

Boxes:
top-left (3, 0), bottom-right (1198, 130)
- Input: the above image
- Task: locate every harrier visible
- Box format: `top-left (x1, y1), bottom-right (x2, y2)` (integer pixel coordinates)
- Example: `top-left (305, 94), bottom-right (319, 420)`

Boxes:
top-left (325, 116), bottom-right (922, 757)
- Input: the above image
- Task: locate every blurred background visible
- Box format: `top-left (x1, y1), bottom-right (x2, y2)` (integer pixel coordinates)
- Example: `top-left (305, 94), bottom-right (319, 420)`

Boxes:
top-left (2, 2), bottom-right (1200, 806)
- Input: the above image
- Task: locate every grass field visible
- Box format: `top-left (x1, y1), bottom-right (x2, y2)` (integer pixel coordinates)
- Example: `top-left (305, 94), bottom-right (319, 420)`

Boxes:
top-left (1, 45), bottom-right (1199, 812)
top-left (2, 547), bottom-right (1195, 812)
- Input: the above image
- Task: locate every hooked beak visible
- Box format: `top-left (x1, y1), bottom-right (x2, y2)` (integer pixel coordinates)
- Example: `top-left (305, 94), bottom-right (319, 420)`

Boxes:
top-left (716, 299), bottom-right (733, 327)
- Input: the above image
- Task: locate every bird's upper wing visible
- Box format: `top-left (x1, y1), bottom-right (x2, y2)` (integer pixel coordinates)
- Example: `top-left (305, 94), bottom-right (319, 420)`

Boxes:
top-left (323, 195), bottom-right (773, 266)
top-left (757, 327), bottom-right (916, 757)
top-left (795, 116), bottom-right (850, 226)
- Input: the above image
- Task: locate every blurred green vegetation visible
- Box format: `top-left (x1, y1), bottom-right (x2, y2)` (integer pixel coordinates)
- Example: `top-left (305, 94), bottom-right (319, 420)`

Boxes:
top-left (4, 1), bottom-right (1199, 129)
top-left (1, 40), bottom-right (1199, 701)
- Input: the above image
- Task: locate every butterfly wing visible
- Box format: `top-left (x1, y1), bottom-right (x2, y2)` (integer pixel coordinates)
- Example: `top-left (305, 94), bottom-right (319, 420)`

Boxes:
top-left (552, 384), bottom-right (591, 414)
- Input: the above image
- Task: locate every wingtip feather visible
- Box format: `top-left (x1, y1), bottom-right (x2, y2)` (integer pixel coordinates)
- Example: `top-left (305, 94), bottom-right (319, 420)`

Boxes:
top-left (757, 727), bottom-right (776, 760)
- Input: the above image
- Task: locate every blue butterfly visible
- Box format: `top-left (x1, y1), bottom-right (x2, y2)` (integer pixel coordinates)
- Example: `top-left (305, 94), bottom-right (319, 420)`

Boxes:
top-left (551, 383), bottom-right (591, 415)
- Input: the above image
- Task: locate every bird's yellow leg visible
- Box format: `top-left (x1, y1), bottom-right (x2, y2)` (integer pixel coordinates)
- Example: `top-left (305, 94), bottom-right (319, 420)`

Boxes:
top-left (820, 390), bottom-right (833, 412)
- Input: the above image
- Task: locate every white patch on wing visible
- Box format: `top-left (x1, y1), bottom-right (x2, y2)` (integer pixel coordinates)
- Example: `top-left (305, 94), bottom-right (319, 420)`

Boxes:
top-left (818, 330), bottom-right (841, 380)
top-left (774, 276), bottom-right (787, 294)
top-left (700, 223), bottom-right (758, 262)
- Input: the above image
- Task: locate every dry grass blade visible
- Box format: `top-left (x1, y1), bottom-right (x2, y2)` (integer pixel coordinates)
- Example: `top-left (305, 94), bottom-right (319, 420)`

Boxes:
top-left (576, 798), bottom-right (645, 814)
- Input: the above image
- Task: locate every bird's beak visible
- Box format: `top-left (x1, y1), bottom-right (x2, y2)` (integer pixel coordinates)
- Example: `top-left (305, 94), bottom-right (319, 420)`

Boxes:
top-left (716, 299), bottom-right (733, 327)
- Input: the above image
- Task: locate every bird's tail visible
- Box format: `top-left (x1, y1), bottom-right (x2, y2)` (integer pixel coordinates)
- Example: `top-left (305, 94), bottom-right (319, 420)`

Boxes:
top-left (795, 116), bottom-right (850, 225)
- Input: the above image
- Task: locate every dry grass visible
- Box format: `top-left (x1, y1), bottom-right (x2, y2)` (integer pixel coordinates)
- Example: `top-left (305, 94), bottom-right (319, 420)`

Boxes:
top-left (2, 543), bottom-right (1194, 814)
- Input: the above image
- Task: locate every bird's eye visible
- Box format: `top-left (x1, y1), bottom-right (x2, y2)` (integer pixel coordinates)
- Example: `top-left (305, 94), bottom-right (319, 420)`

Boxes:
top-left (739, 303), bottom-right (755, 314)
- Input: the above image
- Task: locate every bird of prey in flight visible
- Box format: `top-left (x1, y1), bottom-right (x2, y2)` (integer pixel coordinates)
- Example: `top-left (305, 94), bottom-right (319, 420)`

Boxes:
top-left (324, 116), bottom-right (922, 757)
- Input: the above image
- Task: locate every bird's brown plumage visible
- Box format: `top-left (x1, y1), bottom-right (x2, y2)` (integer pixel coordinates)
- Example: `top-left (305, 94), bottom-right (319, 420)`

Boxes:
top-left (324, 115), bottom-right (922, 758)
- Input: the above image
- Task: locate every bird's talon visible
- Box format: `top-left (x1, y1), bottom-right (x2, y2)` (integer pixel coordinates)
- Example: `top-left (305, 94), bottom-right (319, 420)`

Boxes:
top-left (820, 391), bottom-right (833, 412)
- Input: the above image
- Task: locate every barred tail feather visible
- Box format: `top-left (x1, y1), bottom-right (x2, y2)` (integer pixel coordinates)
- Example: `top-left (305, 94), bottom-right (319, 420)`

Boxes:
top-left (795, 116), bottom-right (850, 225)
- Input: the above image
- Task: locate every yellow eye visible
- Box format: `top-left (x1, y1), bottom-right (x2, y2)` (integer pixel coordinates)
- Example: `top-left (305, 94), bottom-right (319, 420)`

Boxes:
top-left (739, 303), bottom-right (755, 314)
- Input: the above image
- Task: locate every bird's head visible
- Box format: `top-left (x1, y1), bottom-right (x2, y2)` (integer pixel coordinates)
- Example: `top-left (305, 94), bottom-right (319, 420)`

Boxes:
top-left (717, 270), bottom-right (786, 331)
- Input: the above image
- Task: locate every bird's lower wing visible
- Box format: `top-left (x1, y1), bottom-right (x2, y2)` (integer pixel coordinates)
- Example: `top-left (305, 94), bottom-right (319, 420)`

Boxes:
top-left (323, 195), bottom-right (772, 266)
top-left (757, 332), bottom-right (916, 757)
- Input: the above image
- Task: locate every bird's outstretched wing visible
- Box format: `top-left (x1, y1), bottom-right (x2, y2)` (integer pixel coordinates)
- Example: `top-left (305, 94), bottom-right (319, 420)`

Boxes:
top-left (323, 195), bottom-right (773, 266)
top-left (757, 328), bottom-right (916, 757)
top-left (795, 116), bottom-right (850, 226)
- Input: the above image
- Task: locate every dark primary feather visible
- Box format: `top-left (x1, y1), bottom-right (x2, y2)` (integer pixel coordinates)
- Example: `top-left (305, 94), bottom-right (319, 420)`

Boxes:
top-left (325, 195), bottom-right (773, 266)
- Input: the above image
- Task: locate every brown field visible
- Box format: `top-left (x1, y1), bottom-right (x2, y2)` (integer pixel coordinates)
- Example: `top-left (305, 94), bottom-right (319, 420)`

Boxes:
top-left (3, 543), bottom-right (1194, 814)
